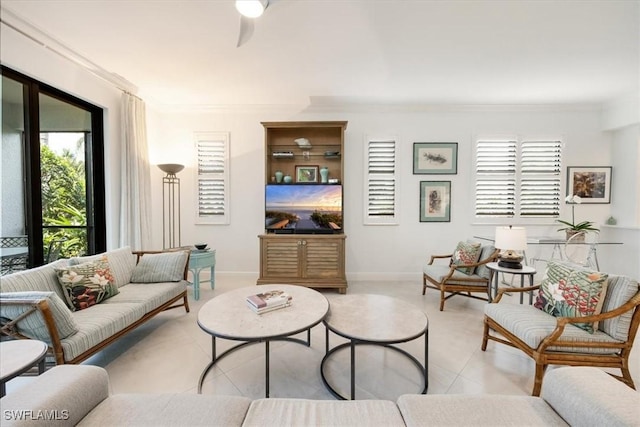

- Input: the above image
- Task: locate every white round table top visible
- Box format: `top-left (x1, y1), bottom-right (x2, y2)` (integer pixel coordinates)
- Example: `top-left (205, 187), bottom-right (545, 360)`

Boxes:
top-left (0, 340), bottom-right (48, 380)
top-left (487, 262), bottom-right (536, 275)
top-left (197, 284), bottom-right (329, 340)
top-left (324, 294), bottom-right (428, 343)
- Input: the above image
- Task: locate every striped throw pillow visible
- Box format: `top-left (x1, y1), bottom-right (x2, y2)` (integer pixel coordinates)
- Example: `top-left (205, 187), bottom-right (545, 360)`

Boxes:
top-left (130, 251), bottom-right (189, 283)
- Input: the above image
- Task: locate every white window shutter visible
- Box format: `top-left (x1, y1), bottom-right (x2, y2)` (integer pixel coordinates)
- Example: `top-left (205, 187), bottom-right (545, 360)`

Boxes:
top-left (475, 140), bottom-right (517, 218)
top-left (475, 138), bottom-right (561, 220)
top-left (520, 140), bottom-right (561, 217)
top-left (195, 132), bottom-right (229, 224)
top-left (364, 138), bottom-right (398, 224)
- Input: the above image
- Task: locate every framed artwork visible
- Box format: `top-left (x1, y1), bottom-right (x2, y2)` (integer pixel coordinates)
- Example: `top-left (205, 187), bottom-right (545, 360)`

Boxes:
top-left (566, 166), bottom-right (612, 204)
top-left (420, 181), bottom-right (451, 222)
top-left (295, 165), bottom-right (318, 183)
top-left (413, 142), bottom-right (458, 174)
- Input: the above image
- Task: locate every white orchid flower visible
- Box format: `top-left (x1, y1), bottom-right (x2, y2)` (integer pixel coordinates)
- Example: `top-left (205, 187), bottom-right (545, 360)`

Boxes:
top-left (548, 282), bottom-right (565, 302)
top-left (565, 194), bottom-right (582, 204)
top-left (90, 274), bottom-right (109, 287)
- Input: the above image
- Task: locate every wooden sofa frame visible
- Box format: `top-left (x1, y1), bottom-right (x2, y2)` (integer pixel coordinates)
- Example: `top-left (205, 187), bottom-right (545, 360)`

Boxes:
top-left (423, 249), bottom-right (499, 311)
top-left (0, 250), bottom-right (190, 365)
top-left (482, 284), bottom-right (640, 396)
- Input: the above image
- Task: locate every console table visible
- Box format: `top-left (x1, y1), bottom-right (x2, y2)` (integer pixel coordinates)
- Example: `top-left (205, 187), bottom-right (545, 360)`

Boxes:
top-left (188, 249), bottom-right (216, 300)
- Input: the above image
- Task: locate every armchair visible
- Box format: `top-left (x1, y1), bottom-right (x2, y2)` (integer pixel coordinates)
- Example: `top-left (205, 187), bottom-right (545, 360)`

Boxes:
top-left (422, 242), bottom-right (499, 311)
top-left (482, 263), bottom-right (640, 396)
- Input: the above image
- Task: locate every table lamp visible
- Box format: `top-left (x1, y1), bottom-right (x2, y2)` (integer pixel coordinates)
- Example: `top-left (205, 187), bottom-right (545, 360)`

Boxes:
top-left (495, 226), bottom-right (527, 269)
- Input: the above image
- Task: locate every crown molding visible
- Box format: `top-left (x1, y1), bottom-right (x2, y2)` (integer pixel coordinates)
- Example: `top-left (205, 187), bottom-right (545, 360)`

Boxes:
top-left (0, 6), bottom-right (138, 94)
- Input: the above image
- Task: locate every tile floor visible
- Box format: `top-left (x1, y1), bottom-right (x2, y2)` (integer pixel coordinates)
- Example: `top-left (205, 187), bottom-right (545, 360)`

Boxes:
top-left (6, 276), bottom-right (640, 401)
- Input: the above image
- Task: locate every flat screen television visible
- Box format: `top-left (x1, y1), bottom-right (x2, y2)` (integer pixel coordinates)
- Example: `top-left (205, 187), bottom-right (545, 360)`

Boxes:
top-left (265, 184), bottom-right (343, 234)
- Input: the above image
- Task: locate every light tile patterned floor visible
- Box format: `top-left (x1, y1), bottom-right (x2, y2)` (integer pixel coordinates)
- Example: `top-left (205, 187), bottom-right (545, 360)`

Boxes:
top-left (6, 276), bottom-right (640, 401)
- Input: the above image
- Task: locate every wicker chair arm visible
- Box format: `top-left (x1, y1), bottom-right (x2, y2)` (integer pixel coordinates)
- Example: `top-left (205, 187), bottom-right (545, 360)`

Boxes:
top-left (428, 254), bottom-right (453, 265)
top-left (0, 297), bottom-right (62, 364)
top-left (538, 290), bottom-right (640, 353)
top-left (555, 291), bottom-right (640, 326)
top-left (494, 285), bottom-right (540, 303)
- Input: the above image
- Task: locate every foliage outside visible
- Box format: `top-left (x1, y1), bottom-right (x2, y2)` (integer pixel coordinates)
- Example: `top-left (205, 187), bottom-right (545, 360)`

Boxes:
top-left (41, 143), bottom-right (87, 259)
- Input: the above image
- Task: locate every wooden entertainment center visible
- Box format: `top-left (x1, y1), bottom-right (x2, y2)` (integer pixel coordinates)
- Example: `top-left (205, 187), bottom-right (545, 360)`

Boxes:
top-left (257, 121), bottom-right (348, 293)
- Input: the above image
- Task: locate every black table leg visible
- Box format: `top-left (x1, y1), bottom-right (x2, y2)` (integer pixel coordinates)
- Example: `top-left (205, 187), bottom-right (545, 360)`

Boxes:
top-left (350, 340), bottom-right (355, 400)
top-left (265, 340), bottom-right (270, 398)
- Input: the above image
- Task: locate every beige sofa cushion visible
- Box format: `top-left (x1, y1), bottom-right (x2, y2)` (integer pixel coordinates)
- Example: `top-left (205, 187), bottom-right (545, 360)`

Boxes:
top-left (243, 398), bottom-right (406, 427)
top-left (78, 394), bottom-right (251, 427)
top-left (397, 394), bottom-right (568, 426)
top-left (542, 367), bottom-right (640, 427)
top-left (72, 247), bottom-right (137, 288)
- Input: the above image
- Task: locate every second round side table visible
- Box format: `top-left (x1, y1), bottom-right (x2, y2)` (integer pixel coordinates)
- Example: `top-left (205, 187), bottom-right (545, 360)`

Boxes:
top-left (487, 262), bottom-right (537, 304)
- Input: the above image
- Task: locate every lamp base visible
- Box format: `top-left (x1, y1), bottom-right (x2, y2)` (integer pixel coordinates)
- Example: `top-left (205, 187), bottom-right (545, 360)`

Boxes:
top-left (498, 258), bottom-right (524, 269)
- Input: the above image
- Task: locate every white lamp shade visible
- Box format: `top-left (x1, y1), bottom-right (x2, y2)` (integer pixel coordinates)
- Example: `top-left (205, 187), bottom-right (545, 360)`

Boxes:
top-left (495, 226), bottom-right (527, 252)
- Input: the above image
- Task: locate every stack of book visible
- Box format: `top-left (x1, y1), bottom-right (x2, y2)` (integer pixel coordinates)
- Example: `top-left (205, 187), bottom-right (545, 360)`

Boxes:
top-left (246, 290), bottom-right (293, 314)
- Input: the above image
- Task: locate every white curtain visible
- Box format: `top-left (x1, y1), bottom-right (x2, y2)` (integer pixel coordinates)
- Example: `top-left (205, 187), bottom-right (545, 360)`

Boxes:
top-left (120, 93), bottom-right (151, 249)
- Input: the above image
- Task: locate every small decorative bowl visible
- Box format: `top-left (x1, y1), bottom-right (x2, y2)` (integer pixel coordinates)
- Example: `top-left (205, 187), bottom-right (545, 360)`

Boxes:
top-left (194, 243), bottom-right (207, 250)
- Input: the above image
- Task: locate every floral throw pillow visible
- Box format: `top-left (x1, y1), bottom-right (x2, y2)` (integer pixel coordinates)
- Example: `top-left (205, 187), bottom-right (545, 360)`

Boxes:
top-left (534, 261), bottom-right (608, 333)
top-left (55, 256), bottom-right (119, 311)
top-left (450, 241), bottom-right (482, 275)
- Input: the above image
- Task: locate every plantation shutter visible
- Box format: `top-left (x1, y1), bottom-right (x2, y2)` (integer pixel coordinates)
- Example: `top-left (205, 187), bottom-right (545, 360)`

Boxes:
top-left (195, 132), bottom-right (229, 224)
top-left (475, 138), bottom-right (561, 219)
top-left (520, 140), bottom-right (561, 217)
top-left (475, 140), bottom-right (517, 217)
top-left (365, 138), bottom-right (397, 224)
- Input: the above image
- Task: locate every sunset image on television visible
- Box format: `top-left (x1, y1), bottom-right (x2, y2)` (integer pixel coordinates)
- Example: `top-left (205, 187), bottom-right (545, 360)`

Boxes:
top-left (265, 185), bottom-right (343, 232)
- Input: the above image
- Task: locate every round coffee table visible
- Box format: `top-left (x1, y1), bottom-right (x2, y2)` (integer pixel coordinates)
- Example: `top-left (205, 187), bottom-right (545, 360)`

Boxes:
top-left (197, 284), bottom-right (329, 397)
top-left (321, 294), bottom-right (428, 400)
top-left (0, 340), bottom-right (48, 397)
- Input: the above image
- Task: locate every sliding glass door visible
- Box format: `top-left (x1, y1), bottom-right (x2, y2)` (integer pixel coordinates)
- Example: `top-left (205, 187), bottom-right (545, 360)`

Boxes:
top-left (1, 66), bottom-right (106, 273)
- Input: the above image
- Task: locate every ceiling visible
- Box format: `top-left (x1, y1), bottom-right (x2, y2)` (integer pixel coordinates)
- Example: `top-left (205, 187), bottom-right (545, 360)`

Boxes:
top-left (1, 0), bottom-right (638, 108)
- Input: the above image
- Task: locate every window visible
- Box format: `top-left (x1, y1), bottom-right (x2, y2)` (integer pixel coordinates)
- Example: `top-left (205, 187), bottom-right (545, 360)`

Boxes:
top-left (364, 137), bottom-right (398, 224)
top-left (195, 132), bottom-right (229, 224)
top-left (475, 138), bottom-right (561, 220)
top-left (1, 66), bottom-right (106, 270)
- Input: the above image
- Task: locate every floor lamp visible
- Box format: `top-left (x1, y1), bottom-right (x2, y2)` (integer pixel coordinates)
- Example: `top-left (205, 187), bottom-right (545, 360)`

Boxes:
top-left (158, 163), bottom-right (184, 249)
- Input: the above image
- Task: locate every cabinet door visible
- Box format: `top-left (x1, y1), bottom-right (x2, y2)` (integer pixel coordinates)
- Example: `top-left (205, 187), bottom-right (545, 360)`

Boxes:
top-left (304, 238), bottom-right (344, 279)
top-left (262, 238), bottom-right (301, 278)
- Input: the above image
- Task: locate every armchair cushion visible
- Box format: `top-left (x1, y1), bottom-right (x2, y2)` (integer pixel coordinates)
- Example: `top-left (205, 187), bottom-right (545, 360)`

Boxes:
top-left (474, 244), bottom-right (497, 279)
top-left (599, 275), bottom-right (639, 340)
top-left (534, 261), bottom-right (608, 333)
top-left (450, 241), bottom-right (482, 275)
top-left (423, 265), bottom-right (486, 285)
top-left (484, 303), bottom-right (622, 354)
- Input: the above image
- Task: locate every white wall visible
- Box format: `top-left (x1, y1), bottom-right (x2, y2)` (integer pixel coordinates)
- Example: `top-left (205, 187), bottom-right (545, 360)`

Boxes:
top-left (4, 23), bottom-right (637, 281)
top-left (1, 25), bottom-right (123, 247)
top-left (147, 105), bottom-right (630, 280)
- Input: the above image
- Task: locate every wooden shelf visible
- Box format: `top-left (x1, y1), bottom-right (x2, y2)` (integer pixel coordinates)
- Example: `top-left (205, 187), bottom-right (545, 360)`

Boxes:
top-left (259, 121), bottom-right (348, 293)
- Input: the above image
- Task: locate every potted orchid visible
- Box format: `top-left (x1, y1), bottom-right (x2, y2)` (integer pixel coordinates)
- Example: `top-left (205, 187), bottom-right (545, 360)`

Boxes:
top-left (556, 195), bottom-right (599, 240)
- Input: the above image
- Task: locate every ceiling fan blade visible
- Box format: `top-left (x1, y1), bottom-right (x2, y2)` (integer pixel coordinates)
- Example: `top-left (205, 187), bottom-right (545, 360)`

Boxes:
top-left (237, 15), bottom-right (255, 47)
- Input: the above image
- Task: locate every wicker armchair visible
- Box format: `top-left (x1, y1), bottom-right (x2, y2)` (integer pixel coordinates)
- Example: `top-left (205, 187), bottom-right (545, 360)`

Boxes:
top-left (482, 274), bottom-right (640, 396)
top-left (422, 244), bottom-right (499, 311)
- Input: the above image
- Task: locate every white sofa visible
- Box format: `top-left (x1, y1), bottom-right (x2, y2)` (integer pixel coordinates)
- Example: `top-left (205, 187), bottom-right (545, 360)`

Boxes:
top-left (0, 365), bottom-right (638, 426)
top-left (0, 247), bottom-right (190, 365)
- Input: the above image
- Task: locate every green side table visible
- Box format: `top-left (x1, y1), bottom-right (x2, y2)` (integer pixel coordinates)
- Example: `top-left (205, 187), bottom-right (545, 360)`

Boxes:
top-left (188, 249), bottom-right (216, 300)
